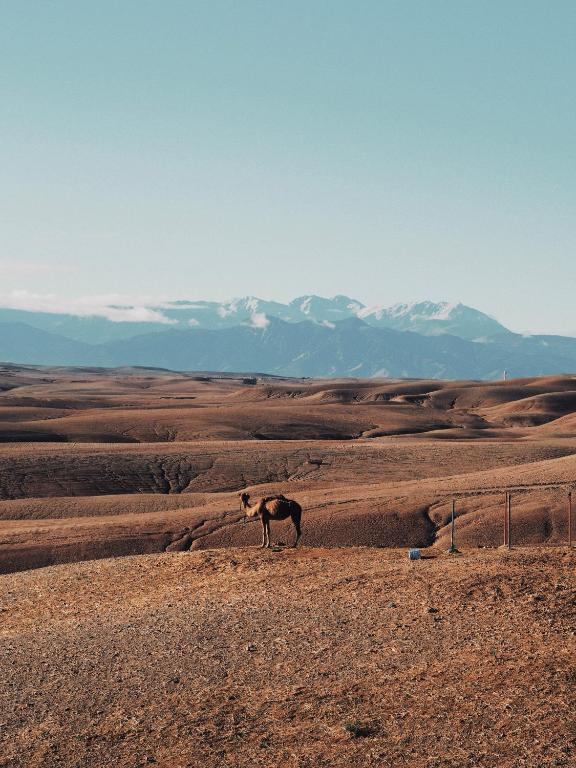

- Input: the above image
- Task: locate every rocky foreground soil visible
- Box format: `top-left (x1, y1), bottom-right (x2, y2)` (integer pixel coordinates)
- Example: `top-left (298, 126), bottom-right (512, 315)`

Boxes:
top-left (1, 546), bottom-right (575, 768)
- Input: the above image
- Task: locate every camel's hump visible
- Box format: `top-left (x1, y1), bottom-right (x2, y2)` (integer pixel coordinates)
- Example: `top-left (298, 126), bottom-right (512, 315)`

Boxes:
top-left (262, 496), bottom-right (301, 517)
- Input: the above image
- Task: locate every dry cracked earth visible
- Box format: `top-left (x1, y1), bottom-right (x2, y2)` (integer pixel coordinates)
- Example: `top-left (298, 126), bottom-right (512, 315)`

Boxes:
top-left (1, 365), bottom-right (576, 766)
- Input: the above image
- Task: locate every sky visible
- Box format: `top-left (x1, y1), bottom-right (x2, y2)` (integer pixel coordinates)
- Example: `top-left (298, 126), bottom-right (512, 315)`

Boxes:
top-left (1, 1), bottom-right (575, 334)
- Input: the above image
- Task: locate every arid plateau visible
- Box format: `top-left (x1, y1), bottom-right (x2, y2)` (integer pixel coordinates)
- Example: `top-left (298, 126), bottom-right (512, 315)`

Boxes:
top-left (1, 365), bottom-right (575, 767)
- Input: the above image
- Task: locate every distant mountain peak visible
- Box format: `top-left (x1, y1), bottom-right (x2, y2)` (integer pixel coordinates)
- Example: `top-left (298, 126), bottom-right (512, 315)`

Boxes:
top-left (358, 300), bottom-right (509, 340)
top-left (289, 295), bottom-right (365, 321)
top-left (361, 300), bottom-right (462, 319)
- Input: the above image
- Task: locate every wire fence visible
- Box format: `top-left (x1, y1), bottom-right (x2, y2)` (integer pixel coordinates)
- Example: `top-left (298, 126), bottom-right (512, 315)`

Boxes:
top-left (445, 485), bottom-right (575, 551)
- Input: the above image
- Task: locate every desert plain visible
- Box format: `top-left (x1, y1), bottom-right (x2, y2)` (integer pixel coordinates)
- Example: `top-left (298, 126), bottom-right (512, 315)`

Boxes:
top-left (1, 364), bottom-right (575, 767)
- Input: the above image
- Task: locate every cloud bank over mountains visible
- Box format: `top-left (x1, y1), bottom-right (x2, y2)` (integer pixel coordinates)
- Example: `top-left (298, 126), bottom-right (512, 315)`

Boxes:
top-left (0, 291), bottom-right (175, 324)
top-left (0, 292), bottom-right (509, 339)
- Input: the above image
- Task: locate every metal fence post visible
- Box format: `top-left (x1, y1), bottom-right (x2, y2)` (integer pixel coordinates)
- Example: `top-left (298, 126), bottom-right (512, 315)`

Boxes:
top-left (569, 491), bottom-right (573, 549)
top-left (448, 499), bottom-right (459, 554)
top-left (508, 492), bottom-right (512, 550)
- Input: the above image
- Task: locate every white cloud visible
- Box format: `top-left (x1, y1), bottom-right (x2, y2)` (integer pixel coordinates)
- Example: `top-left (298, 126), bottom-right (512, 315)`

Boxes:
top-left (218, 305), bottom-right (232, 318)
top-left (249, 312), bottom-right (269, 329)
top-left (0, 291), bottom-right (176, 324)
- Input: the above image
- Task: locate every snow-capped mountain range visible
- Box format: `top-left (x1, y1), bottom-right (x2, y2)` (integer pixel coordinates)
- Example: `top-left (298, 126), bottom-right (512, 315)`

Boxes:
top-left (3, 295), bottom-right (575, 379)
top-left (166, 296), bottom-right (509, 340)
top-left (0, 296), bottom-right (509, 344)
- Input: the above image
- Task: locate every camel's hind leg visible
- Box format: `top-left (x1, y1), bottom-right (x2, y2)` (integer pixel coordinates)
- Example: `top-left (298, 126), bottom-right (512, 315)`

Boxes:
top-left (291, 510), bottom-right (302, 548)
top-left (265, 518), bottom-right (272, 548)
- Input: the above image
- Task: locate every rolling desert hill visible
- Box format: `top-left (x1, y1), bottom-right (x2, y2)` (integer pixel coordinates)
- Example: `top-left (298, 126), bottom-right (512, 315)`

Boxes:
top-left (1, 365), bottom-right (576, 573)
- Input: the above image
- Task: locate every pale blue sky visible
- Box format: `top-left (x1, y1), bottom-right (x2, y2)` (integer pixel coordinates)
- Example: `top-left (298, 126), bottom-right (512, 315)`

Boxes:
top-left (1, 1), bottom-right (575, 333)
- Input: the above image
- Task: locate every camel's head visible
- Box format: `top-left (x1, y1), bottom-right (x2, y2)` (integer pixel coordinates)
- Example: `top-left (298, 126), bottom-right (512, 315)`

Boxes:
top-left (239, 492), bottom-right (257, 517)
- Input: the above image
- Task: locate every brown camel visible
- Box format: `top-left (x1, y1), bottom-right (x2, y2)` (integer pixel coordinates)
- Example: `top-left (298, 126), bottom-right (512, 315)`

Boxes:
top-left (239, 492), bottom-right (302, 548)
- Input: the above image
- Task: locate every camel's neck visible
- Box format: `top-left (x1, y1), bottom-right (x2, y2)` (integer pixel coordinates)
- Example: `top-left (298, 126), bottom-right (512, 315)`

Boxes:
top-left (244, 499), bottom-right (260, 517)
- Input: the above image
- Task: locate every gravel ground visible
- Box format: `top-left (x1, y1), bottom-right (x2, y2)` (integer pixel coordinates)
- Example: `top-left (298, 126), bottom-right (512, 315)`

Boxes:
top-left (1, 546), bottom-right (575, 768)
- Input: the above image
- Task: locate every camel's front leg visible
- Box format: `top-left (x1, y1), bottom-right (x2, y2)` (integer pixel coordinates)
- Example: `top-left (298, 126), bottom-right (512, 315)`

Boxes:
top-left (260, 515), bottom-right (271, 548)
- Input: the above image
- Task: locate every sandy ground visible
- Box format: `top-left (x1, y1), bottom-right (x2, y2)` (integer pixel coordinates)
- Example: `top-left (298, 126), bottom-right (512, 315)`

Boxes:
top-left (2, 368), bottom-right (576, 766)
top-left (1, 546), bottom-right (575, 768)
